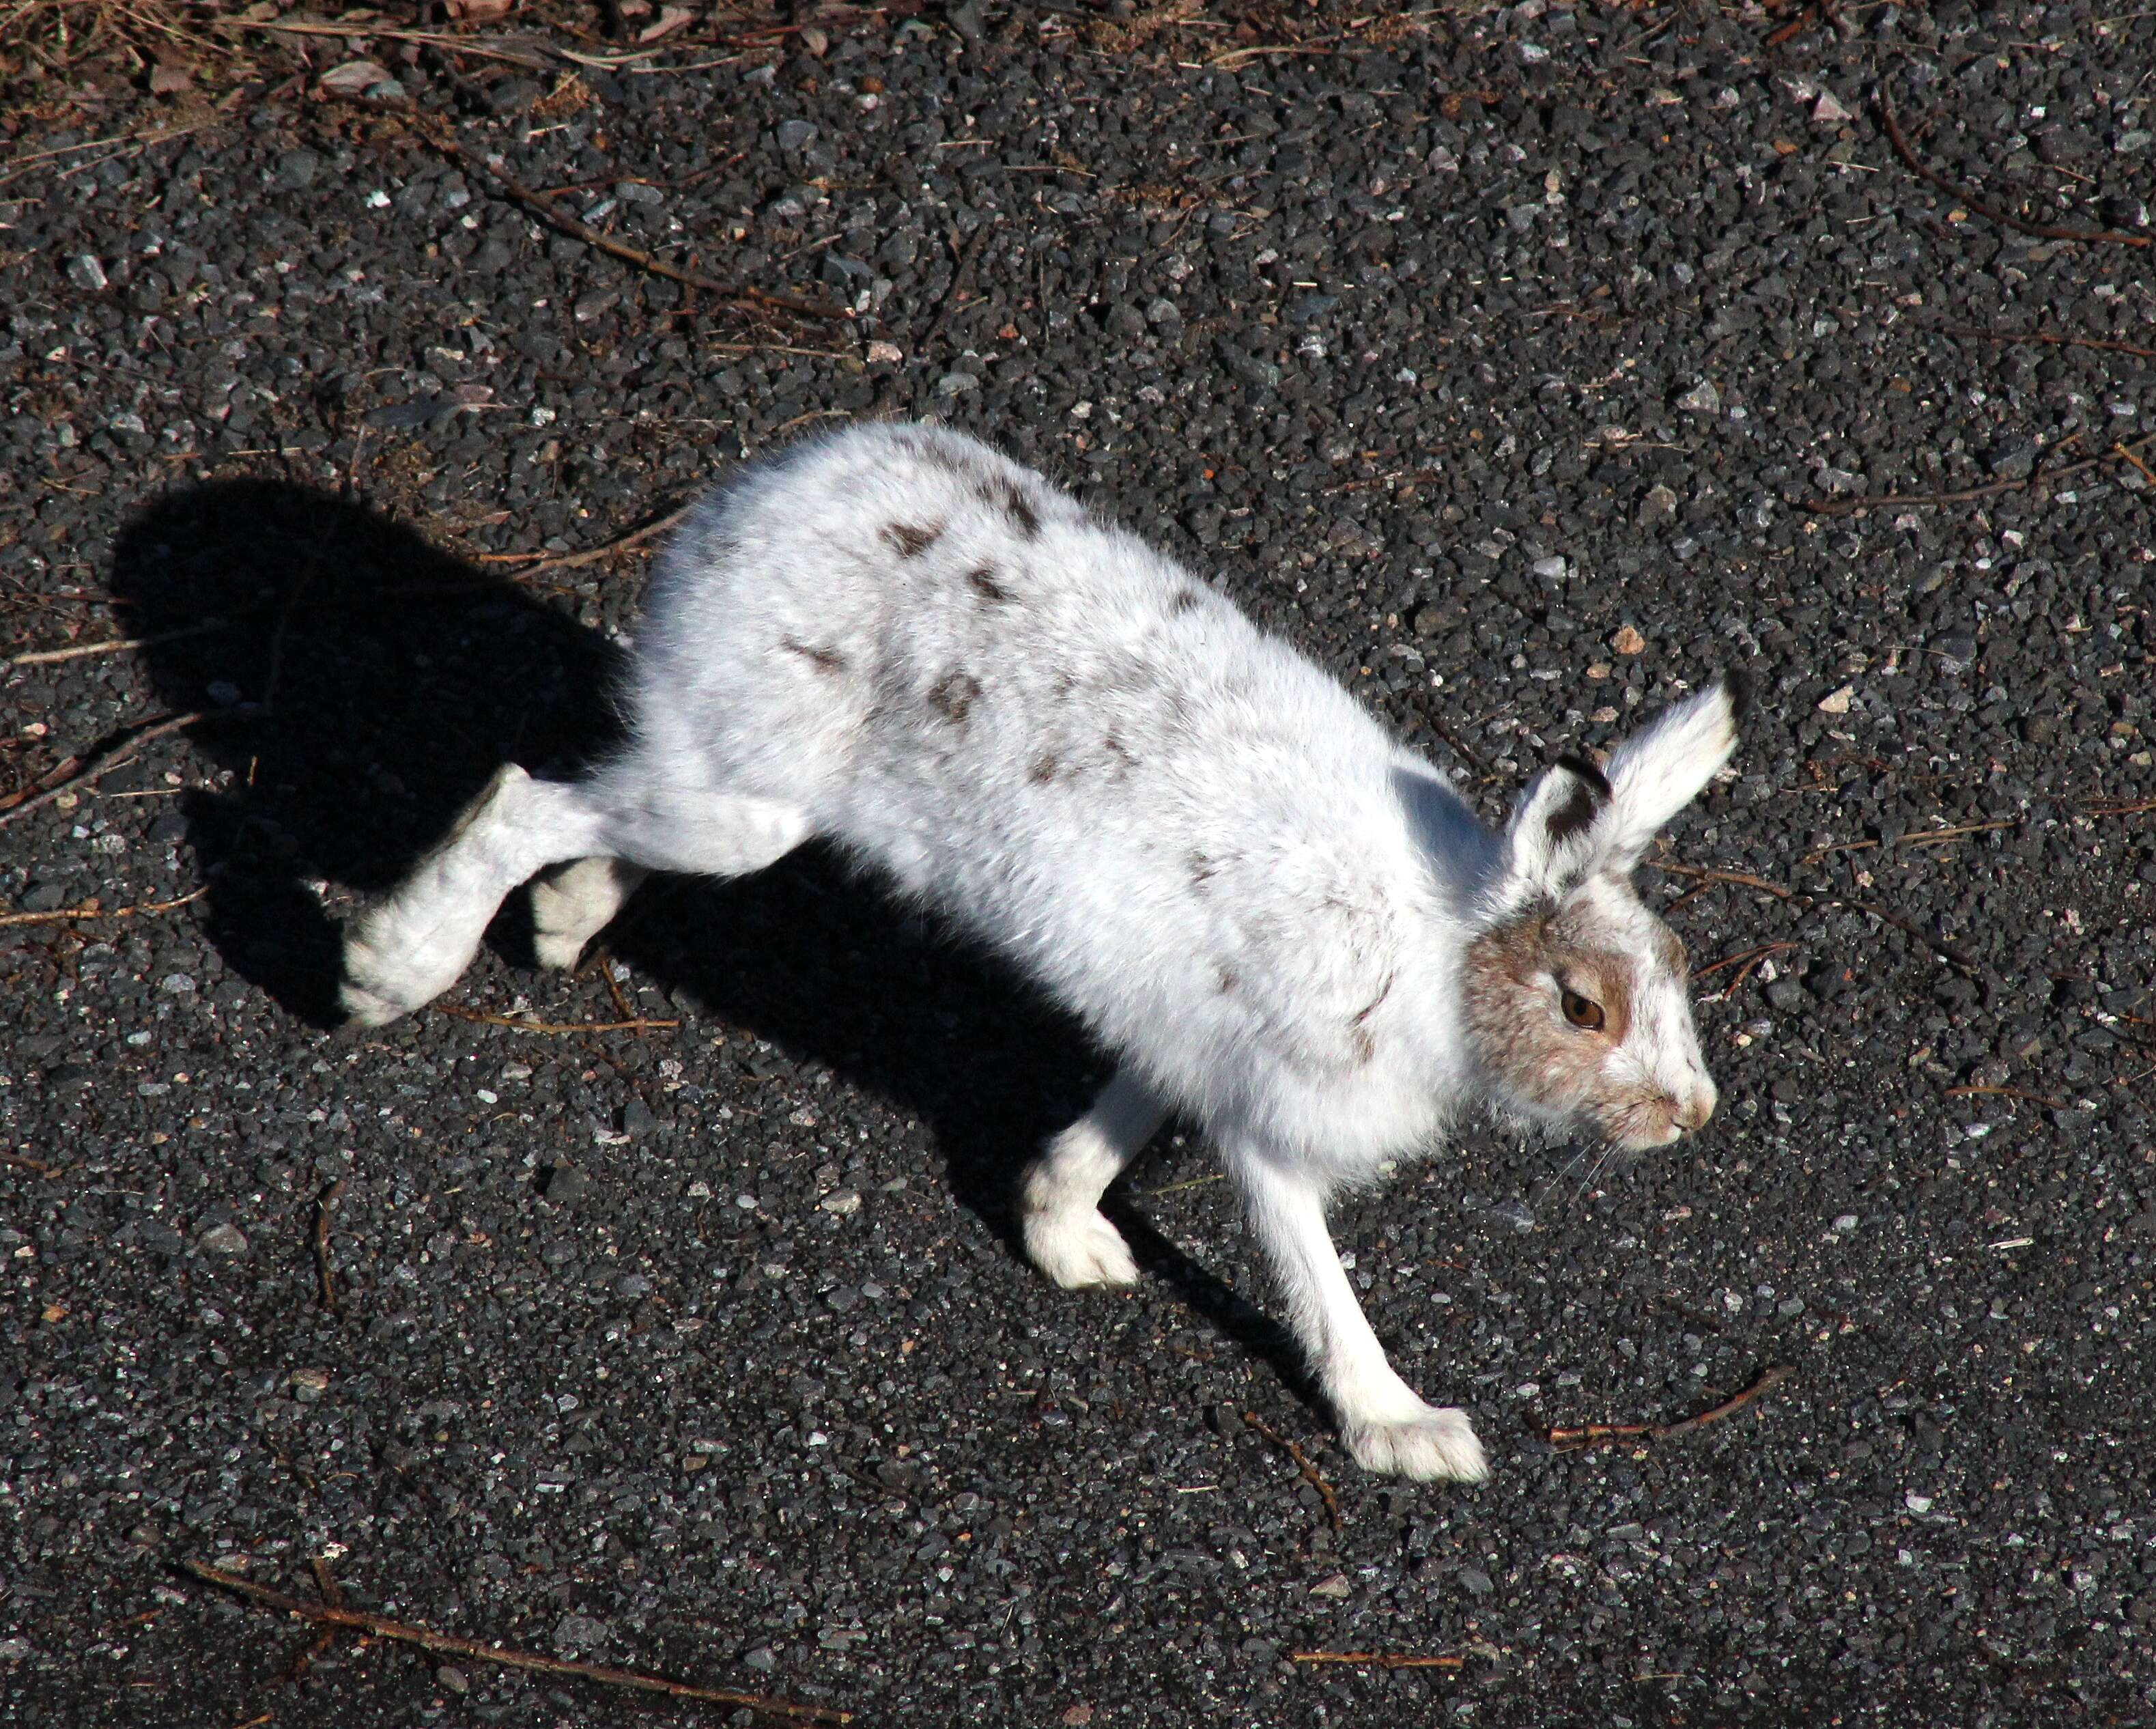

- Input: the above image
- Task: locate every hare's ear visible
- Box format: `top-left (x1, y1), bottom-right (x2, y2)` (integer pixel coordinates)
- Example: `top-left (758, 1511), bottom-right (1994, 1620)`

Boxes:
top-left (1494, 754), bottom-right (1613, 906)
top-left (1589, 672), bottom-right (1749, 869)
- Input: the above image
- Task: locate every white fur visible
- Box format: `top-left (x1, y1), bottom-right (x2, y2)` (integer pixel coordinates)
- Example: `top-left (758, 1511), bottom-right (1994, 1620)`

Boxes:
top-left (339, 422), bottom-right (1740, 1483)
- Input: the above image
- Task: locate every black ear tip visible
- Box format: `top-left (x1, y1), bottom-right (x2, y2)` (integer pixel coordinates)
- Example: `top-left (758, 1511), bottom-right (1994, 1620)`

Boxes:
top-left (1721, 666), bottom-right (1754, 726)
top-left (1553, 751), bottom-right (1611, 799)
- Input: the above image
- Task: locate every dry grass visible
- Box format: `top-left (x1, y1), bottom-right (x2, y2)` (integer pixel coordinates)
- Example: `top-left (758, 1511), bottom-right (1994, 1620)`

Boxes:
top-left (1, 1), bottom-right (229, 70)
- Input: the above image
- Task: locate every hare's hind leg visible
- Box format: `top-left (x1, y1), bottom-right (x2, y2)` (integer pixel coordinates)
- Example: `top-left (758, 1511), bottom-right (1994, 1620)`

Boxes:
top-left (526, 768), bottom-right (811, 970)
top-left (530, 858), bottom-right (650, 970)
top-left (1021, 1067), bottom-right (1168, 1289)
top-left (341, 765), bottom-right (608, 1027)
top-left (342, 764), bottom-right (810, 1026)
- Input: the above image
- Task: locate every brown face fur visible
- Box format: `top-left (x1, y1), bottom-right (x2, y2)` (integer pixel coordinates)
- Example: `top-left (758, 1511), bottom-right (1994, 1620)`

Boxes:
top-left (1461, 890), bottom-right (1688, 1143)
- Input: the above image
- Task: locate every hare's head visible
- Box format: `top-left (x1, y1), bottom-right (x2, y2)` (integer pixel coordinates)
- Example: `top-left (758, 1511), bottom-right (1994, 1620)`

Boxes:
top-left (1462, 675), bottom-right (1748, 1151)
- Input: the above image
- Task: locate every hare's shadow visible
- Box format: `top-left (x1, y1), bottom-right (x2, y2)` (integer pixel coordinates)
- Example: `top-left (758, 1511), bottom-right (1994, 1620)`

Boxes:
top-left (110, 480), bottom-right (1305, 1392)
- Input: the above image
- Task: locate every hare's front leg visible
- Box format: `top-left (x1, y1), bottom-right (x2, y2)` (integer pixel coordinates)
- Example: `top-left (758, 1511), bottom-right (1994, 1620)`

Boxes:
top-left (1021, 1068), bottom-right (1168, 1289)
top-left (1233, 1150), bottom-right (1488, 1482)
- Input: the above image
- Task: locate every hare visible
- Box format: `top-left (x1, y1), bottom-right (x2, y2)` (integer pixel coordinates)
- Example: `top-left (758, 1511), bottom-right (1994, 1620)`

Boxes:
top-left (341, 421), bottom-right (1745, 1482)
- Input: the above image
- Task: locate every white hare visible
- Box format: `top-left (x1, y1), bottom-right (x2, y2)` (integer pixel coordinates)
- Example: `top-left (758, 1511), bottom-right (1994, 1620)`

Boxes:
top-left (341, 421), bottom-right (1745, 1482)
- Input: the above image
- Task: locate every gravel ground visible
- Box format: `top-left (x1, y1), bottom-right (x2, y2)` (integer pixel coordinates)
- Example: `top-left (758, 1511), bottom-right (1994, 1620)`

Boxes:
top-left (3, 2), bottom-right (2155, 1724)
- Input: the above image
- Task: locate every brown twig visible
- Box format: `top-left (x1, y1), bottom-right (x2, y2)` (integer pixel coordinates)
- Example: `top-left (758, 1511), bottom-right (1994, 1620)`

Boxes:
top-left (0, 708), bottom-right (262, 829)
top-left (9, 620), bottom-right (229, 666)
top-left (221, 15), bottom-right (643, 73)
top-left (1242, 1411), bottom-right (1342, 1530)
top-left (1926, 324), bottom-right (2156, 363)
top-left (1878, 86), bottom-right (2151, 249)
top-left (1763, 1), bottom-right (1824, 47)
top-left (440, 138), bottom-right (845, 323)
top-left (287, 1557), bottom-right (347, 1683)
top-left (313, 1179), bottom-right (346, 1312)
top-left (1897, 819), bottom-right (2020, 847)
top-left (1547, 1366), bottom-right (1796, 1452)
top-left (1290, 1649), bottom-right (1463, 1671)
top-left (436, 1007), bottom-right (681, 1036)
top-left (1945, 1084), bottom-right (2073, 1111)
top-left (1838, 897), bottom-right (1983, 976)
top-left (179, 1561), bottom-right (850, 1722)
top-left (1654, 862), bottom-right (1983, 977)
top-left (1692, 941), bottom-right (1800, 1001)
top-left (2088, 796), bottom-right (2156, 817)
top-left (1423, 714), bottom-right (1487, 775)
top-left (0, 886), bottom-right (210, 929)
top-left (920, 220), bottom-right (996, 357)
top-left (1647, 862), bottom-right (1793, 900)
top-left (0, 1152), bottom-right (62, 1177)
top-left (1805, 430), bottom-right (2156, 516)
top-left (2114, 441), bottom-right (2156, 489)
top-left (478, 503), bottom-right (694, 578)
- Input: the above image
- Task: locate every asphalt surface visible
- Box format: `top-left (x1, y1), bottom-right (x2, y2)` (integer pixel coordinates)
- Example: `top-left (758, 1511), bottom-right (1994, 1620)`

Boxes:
top-left (3, 1), bottom-right (2155, 1724)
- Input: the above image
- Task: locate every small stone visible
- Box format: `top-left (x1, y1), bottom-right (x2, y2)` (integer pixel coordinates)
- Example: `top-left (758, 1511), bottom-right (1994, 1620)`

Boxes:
top-left (1062, 1709), bottom-right (1096, 1728)
top-left (866, 340), bottom-right (904, 364)
top-left (288, 1367), bottom-right (330, 1402)
top-left (1813, 92), bottom-right (1854, 124)
top-left (544, 1163), bottom-right (587, 1205)
top-left (744, 1646), bottom-right (778, 1672)
top-left (1457, 1565), bottom-right (1496, 1596)
top-left (485, 76), bottom-right (545, 116)
top-left (1832, 1213), bottom-right (1860, 1234)
top-left (621, 1099), bottom-right (657, 1138)
top-left (198, 1223), bottom-right (249, 1256)
top-left (0, 1637), bottom-right (32, 1661)
top-left (819, 1189), bottom-right (862, 1216)
top-left (319, 61), bottom-right (395, 100)
top-left (936, 372), bottom-right (980, 396)
top-left (67, 255), bottom-right (109, 292)
top-left (1531, 554), bottom-right (1569, 581)
top-left (271, 148), bottom-right (324, 191)
top-left (1905, 1492), bottom-right (1934, 1514)
top-left (1309, 1573), bottom-right (1352, 1599)
top-left (436, 1665), bottom-right (469, 1693)
top-left (553, 1613), bottom-right (609, 1656)
top-left (1817, 684), bottom-right (1855, 715)
top-left (1987, 439), bottom-right (2037, 480)
top-left (776, 120), bottom-right (819, 153)
top-left (1610, 625), bottom-right (1647, 656)
top-left (1486, 1199), bottom-right (1536, 1233)
top-left (1675, 379), bottom-right (1721, 414)
top-left (1639, 483), bottom-right (1679, 527)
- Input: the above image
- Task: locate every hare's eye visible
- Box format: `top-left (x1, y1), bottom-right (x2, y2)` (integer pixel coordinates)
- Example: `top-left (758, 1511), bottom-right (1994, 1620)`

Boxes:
top-left (1560, 988), bottom-right (1606, 1031)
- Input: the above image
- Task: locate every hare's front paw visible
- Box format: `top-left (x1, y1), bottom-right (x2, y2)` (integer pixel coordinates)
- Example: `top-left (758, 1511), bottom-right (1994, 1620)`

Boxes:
top-left (1023, 1205), bottom-right (1139, 1289)
top-left (1343, 1405), bottom-right (1488, 1482)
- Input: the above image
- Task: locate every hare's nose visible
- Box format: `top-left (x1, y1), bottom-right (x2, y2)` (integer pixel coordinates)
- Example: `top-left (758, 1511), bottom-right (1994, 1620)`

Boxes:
top-left (1673, 1083), bottom-right (1717, 1135)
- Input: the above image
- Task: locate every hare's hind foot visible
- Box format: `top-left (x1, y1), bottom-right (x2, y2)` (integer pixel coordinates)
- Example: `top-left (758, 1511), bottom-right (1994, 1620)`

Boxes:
top-left (530, 857), bottom-right (649, 970)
